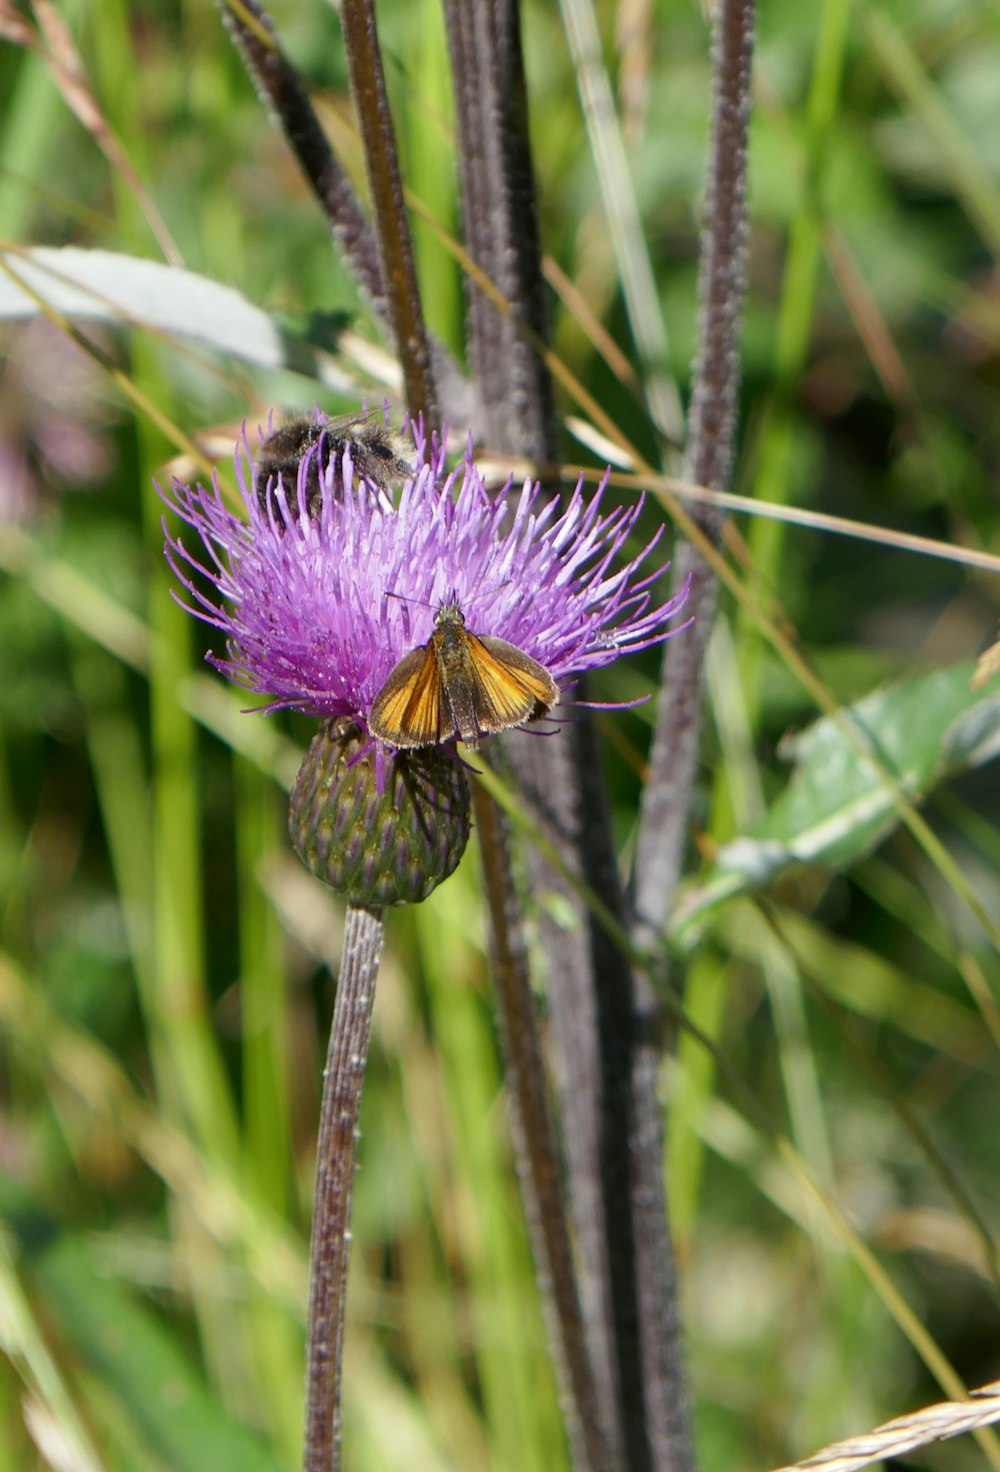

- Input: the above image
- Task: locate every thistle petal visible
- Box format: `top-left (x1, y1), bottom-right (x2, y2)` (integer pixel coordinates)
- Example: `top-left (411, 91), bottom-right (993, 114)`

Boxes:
top-left (162, 421), bottom-right (692, 734)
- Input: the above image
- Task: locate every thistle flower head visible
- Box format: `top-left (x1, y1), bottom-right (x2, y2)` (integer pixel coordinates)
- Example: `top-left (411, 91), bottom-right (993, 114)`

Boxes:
top-left (289, 718), bottom-right (471, 907)
top-left (164, 419), bottom-right (692, 743)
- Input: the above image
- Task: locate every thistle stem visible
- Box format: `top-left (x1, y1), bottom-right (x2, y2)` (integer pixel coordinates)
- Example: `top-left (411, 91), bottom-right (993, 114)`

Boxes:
top-left (221, 0), bottom-right (467, 423)
top-left (303, 904), bottom-right (384, 1472)
top-left (220, 0), bottom-right (387, 313)
top-left (632, 0), bottom-right (755, 936)
top-left (472, 781), bottom-right (611, 1472)
top-left (338, 0), bottom-right (438, 424)
top-left (443, 2), bottom-right (559, 454)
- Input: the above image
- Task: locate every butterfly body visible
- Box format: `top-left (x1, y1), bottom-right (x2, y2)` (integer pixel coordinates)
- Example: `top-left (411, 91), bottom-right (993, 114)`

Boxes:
top-left (368, 602), bottom-right (559, 750)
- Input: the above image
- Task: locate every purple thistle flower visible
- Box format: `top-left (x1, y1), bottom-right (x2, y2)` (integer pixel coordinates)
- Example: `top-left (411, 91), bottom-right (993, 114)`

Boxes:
top-left (163, 421), bottom-right (692, 737)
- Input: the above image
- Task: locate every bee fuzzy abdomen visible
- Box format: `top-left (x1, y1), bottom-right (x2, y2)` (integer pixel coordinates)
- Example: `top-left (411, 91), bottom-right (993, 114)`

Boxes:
top-left (254, 412), bottom-right (412, 523)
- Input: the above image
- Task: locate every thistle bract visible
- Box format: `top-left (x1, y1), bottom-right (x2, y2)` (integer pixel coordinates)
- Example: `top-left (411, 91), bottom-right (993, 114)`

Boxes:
top-left (289, 719), bottom-right (470, 907)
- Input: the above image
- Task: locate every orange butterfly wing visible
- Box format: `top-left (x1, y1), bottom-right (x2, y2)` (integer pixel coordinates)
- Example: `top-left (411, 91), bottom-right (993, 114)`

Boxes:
top-left (369, 644), bottom-right (444, 747)
top-left (466, 634), bottom-right (559, 729)
top-left (370, 620), bottom-right (558, 749)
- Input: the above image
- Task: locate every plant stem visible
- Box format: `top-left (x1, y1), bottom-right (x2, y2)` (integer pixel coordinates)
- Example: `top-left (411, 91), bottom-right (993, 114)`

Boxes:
top-left (221, 0), bottom-right (467, 425)
top-left (621, 5), bottom-right (756, 1466)
top-left (338, 0), bottom-right (438, 424)
top-left (220, 0), bottom-right (387, 313)
top-left (632, 0), bottom-right (756, 937)
top-left (473, 781), bottom-right (611, 1472)
top-left (443, 2), bottom-right (559, 454)
top-left (444, 7), bottom-right (694, 1464)
top-left (303, 904), bottom-right (384, 1472)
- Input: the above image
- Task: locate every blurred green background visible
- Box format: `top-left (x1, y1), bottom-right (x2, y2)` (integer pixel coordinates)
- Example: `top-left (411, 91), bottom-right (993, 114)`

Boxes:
top-left (2, 0), bottom-right (1000, 1468)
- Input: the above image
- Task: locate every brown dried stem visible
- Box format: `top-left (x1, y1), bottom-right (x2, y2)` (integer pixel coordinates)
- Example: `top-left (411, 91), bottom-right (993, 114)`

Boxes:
top-left (336, 0), bottom-right (437, 424)
top-left (220, 0), bottom-right (388, 316)
top-left (771, 1379), bottom-right (1000, 1472)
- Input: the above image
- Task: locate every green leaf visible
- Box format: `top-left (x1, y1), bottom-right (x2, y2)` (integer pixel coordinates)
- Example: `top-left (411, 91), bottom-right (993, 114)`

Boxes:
top-left (671, 661), bottom-right (1000, 942)
top-left (0, 245), bottom-right (368, 393)
top-left (19, 1225), bottom-right (283, 1472)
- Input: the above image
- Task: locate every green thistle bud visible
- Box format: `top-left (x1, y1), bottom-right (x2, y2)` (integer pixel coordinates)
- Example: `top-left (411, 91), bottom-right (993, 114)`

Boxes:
top-left (289, 719), bottom-right (471, 907)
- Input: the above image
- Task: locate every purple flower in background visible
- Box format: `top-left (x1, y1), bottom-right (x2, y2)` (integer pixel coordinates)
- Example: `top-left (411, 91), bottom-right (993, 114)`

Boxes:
top-left (0, 321), bottom-right (117, 524)
top-left (163, 419), bottom-right (692, 738)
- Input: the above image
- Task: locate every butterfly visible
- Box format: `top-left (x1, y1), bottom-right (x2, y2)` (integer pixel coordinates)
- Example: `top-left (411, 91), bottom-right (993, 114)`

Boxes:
top-left (368, 601), bottom-right (559, 750)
